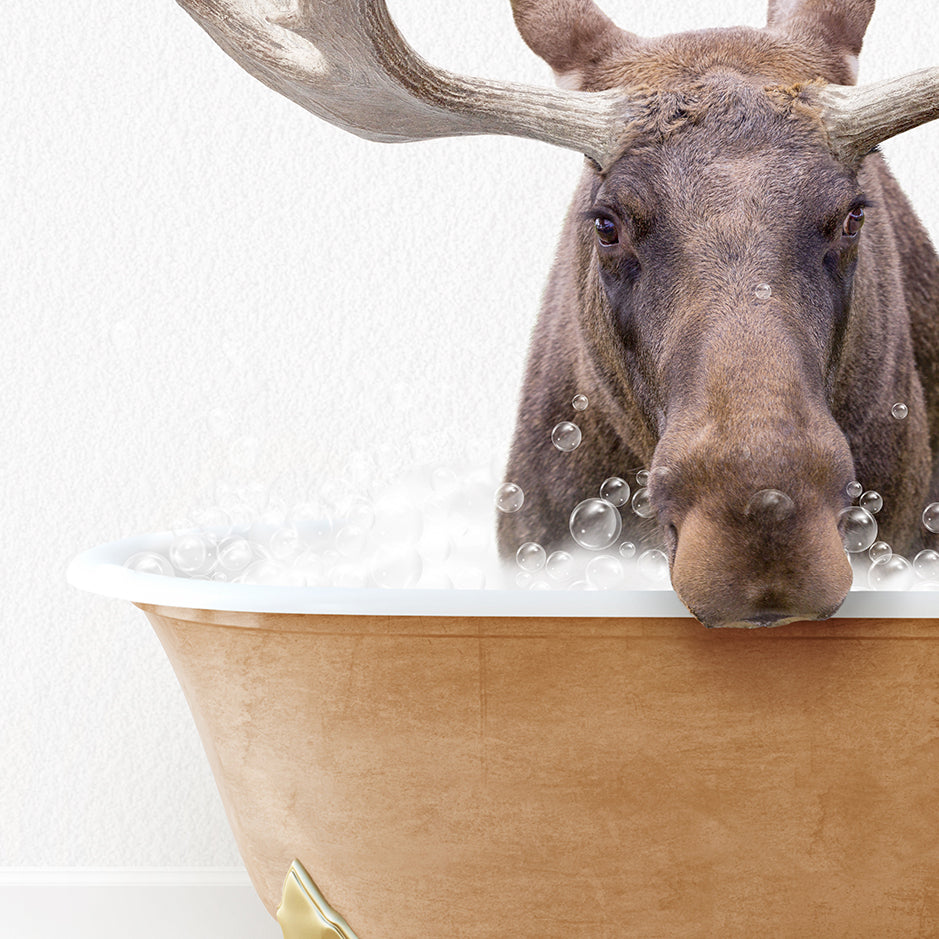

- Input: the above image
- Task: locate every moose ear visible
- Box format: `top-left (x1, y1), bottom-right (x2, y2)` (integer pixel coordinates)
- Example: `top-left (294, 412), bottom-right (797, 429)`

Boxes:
top-left (766, 0), bottom-right (876, 83)
top-left (510, 0), bottom-right (635, 89)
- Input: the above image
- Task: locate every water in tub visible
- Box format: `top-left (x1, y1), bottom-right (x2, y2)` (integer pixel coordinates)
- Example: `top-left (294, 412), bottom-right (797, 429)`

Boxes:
top-left (123, 393), bottom-right (939, 594)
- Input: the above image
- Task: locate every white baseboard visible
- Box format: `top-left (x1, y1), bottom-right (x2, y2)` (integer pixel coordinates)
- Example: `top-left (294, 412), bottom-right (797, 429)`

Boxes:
top-left (0, 868), bottom-right (281, 939)
top-left (0, 867), bottom-right (254, 886)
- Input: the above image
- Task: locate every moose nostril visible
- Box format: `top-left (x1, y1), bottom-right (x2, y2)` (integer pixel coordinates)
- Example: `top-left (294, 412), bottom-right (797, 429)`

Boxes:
top-left (744, 488), bottom-right (796, 523)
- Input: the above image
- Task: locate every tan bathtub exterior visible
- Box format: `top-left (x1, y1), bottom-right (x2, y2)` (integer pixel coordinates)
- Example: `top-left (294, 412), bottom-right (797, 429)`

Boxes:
top-left (139, 604), bottom-right (939, 938)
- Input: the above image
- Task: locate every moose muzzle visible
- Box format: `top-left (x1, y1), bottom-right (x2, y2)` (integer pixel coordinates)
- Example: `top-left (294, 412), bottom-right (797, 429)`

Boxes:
top-left (650, 410), bottom-right (856, 629)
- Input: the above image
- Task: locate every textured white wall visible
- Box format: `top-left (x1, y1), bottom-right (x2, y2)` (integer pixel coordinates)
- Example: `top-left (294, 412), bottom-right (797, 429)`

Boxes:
top-left (2, 0), bottom-right (937, 873)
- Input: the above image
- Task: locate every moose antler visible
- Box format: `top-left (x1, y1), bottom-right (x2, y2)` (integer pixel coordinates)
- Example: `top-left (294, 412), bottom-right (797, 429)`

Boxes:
top-left (176, 0), bottom-right (939, 171)
top-left (816, 67), bottom-right (939, 163)
top-left (175, 0), bottom-right (633, 170)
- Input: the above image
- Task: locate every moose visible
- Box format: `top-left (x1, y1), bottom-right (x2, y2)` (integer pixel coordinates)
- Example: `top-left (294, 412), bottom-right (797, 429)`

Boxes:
top-left (176, 0), bottom-right (939, 626)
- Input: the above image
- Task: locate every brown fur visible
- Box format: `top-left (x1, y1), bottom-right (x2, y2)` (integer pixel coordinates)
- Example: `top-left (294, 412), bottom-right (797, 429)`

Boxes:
top-left (767, 0), bottom-right (875, 59)
top-left (509, 0), bottom-right (636, 77)
top-left (500, 2), bottom-right (939, 626)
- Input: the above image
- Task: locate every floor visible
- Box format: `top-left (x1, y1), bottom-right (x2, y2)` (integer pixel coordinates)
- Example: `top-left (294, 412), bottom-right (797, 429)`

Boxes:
top-left (0, 883), bottom-right (281, 939)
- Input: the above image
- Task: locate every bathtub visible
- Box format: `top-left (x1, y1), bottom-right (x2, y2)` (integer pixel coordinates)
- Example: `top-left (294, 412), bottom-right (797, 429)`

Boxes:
top-left (69, 532), bottom-right (939, 938)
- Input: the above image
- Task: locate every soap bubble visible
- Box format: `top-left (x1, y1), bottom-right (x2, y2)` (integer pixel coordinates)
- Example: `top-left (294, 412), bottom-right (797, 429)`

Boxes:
top-left (292, 550), bottom-right (325, 586)
top-left (552, 421), bottom-right (582, 452)
top-left (859, 490), bottom-right (883, 515)
top-left (125, 551), bottom-right (174, 576)
top-left (288, 503), bottom-right (333, 549)
top-left (570, 498), bottom-right (623, 550)
top-left (868, 554), bottom-right (914, 590)
top-left (369, 545), bottom-right (422, 589)
top-left (638, 548), bottom-right (670, 583)
top-left (516, 542), bottom-right (547, 572)
top-left (923, 503), bottom-right (939, 533)
top-left (846, 480), bottom-right (863, 500)
top-left (754, 283), bottom-right (772, 300)
top-left (585, 554), bottom-right (624, 590)
top-left (572, 394), bottom-right (589, 411)
top-left (269, 525), bottom-right (302, 561)
top-left (216, 536), bottom-right (254, 572)
top-left (169, 532), bottom-right (210, 574)
top-left (913, 549), bottom-right (939, 582)
top-left (837, 506), bottom-right (878, 553)
top-left (868, 541), bottom-right (892, 563)
top-left (545, 550), bottom-right (576, 582)
top-left (636, 470), bottom-right (650, 486)
top-left (515, 571), bottom-right (534, 589)
top-left (599, 476), bottom-right (630, 507)
top-left (345, 498), bottom-right (376, 532)
top-left (495, 482), bottom-right (525, 513)
top-left (631, 487), bottom-right (655, 518)
top-left (745, 488), bottom-right (795, 522)
top-left (189, 506), bottom-right (232, 538)
top-left (335, 524), bottom-right (368, 559)
top-left (618, 541), bottom-right (637, 560)
top-left (226, 502), bottom-right (257, 534)
top-left (891, 402), bottom-right (908, 420)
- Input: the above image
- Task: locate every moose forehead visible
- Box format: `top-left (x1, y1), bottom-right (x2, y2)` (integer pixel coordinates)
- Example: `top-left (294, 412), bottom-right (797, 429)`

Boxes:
top-left (583, 25), bottom-right (860, 91)
top-left (593, 73), bottom-right (863, 234)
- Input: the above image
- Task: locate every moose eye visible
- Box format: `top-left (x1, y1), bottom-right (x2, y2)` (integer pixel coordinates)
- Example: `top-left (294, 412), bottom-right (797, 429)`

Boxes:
top-left (595, 216), bottom-right (619, 246)
top-left (843, 206), bottom-right (865, 239)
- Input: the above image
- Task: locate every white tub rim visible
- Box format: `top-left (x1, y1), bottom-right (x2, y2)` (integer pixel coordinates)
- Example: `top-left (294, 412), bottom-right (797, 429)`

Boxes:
top-left (66, 531), bottom-right (939, 619)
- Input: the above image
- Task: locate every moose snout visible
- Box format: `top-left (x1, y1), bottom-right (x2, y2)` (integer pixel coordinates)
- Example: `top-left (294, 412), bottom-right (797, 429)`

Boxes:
top-left (667, 501), bottom-right (853, 628)
top-left (651, 428), bottom-right (856, 628)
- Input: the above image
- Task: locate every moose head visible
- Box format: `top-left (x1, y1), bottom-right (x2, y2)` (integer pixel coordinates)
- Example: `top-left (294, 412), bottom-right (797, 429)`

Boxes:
top-left (176, 0), bottom-right (939, 626)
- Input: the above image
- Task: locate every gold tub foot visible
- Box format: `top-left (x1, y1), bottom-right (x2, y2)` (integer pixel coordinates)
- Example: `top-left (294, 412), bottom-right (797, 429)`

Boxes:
top-left (276, 860), bottom-right (360, 939)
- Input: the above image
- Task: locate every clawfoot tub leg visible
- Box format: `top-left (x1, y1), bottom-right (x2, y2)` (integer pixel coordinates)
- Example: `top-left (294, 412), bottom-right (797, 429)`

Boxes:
top-left (276, 860), bottom-right (361, 939)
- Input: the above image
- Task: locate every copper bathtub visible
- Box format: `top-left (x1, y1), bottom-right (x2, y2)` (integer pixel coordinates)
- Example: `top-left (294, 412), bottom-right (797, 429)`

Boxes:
top-left (69, 533), bottom-right (939, 937)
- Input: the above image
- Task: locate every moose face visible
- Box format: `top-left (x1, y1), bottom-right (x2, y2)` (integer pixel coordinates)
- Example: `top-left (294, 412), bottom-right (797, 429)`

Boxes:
top-left (178, 0), bottom-right (939, 626)
top-left (584, 76), bottom-right (860, 625)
